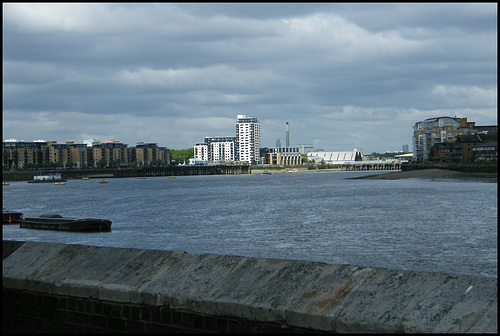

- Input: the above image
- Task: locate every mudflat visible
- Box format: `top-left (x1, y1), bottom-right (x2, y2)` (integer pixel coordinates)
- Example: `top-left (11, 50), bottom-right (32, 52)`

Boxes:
top-left (359, 168), bottom-right (497, 181)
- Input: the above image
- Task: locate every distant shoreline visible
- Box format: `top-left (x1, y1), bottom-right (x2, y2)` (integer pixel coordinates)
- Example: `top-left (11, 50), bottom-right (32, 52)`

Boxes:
top-left (251, 167), bottom-right (497, 182)
top-left (354, 168), bottom-right (497, 181)
top-left (251, 167), bottom-right (319, 174)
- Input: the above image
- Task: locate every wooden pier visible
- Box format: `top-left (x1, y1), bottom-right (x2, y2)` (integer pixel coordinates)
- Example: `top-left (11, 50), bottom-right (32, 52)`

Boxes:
top-left (341, 162), bottom-right (401, 171)
top-left (2, 165), bottom-right (251, 181)
top-left (115, 165), bottom-right (251, 178)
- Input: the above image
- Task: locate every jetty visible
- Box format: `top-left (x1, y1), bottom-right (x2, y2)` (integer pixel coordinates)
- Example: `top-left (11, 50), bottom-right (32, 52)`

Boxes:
top-left (2, 165), bottom-right (250, 181)
top-left (115, 165), bottom-right (250, 178)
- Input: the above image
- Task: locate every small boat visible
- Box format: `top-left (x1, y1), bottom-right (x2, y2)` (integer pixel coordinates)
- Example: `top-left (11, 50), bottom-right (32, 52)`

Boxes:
top-left (54, 182), bottom-right (65, 185)
top-left (19, 214), bottom-right (112, 232)
top-left (3, 210), bottom-right (24, 224)
top-left (82, 177), bottom-right (89, 180)
top-left (28, 173), bottom-right (67, 183)
top-left (99, 180), bottom-right (108, 183)
top-left (169, 176), bottom-right (176, 179)
top-left (262, 170), bottom-right (272, 175)
top-left (3, 182), bottom-right (9, 186)
top-left (138, 177), bottom-right (147, 179)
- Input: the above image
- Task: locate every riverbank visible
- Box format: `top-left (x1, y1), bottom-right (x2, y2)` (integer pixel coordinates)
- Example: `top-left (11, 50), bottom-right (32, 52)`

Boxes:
top-left (356, 168), bottom-right (497, 181)
top-left (251, 167), bottom-right (315, 174)
top-left (251, 167), bottom-right (497, 181)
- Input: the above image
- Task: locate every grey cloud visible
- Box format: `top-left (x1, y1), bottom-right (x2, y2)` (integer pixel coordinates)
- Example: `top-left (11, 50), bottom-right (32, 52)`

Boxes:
top-left (2, 3), bottom-right (497, 153)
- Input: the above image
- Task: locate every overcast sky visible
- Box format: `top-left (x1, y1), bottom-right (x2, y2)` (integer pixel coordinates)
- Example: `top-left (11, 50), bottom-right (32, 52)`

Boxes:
top-left (3, 3), bottom-right (497, 153)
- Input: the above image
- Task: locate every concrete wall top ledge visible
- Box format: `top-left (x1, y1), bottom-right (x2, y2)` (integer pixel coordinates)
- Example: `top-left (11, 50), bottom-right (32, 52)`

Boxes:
top-left (2, 240), bottom-right (497, 333)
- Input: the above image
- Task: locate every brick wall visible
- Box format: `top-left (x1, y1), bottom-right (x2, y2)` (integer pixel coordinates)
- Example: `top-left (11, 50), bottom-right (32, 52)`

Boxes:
top-left (3, 288), bottom-right (311, 333)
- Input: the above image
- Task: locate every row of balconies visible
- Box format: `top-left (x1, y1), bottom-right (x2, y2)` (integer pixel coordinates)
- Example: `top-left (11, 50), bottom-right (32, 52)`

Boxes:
top-left (3, 148), bottom-right (170, 167)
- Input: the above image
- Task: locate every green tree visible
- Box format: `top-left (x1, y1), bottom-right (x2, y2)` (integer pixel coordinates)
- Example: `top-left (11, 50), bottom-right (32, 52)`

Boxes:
top-left (169, 148), bottom-right (194, 165)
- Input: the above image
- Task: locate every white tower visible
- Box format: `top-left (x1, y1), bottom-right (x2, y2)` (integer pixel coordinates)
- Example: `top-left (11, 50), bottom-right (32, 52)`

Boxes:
top-left (235, 115), bottom-right (261, 164)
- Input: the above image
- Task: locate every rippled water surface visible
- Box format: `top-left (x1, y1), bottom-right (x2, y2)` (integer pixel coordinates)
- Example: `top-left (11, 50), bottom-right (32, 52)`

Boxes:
top-left (3, 171), bottom-right (497, 277)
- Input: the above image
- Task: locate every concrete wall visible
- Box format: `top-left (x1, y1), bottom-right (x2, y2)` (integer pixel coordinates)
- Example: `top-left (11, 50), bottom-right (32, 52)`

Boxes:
top-left (3, 240), bottom-right (497, 333)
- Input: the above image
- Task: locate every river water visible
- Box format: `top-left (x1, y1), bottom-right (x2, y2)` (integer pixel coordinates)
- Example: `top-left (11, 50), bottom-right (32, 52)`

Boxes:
top-left (3, 170), bottom-right (497, 278)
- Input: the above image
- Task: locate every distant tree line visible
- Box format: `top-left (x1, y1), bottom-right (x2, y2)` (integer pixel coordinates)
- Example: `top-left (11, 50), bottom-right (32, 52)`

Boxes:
top-left (169, 148), bottom-right (194, 165)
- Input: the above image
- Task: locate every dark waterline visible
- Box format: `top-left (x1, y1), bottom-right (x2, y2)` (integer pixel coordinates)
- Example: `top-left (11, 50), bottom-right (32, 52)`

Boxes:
top-left (3, 170), bottom-right (497, 278)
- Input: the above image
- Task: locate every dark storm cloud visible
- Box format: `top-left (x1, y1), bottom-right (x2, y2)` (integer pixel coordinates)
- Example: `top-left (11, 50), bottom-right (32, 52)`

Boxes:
top-left (2, 3), bottom-right (497, 153)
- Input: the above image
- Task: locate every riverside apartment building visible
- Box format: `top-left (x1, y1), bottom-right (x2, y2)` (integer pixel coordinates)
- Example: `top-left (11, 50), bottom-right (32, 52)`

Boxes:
top-left (236, 114), bottom-right (261, 165)
top-left (2, 139), bottom-right (170, 169)
top-left (193, 115), bottom-right (261, 165)
top-left (193, 136), bottom-right (236, 165)
top-left (412, 116), bottom-right (497, 162)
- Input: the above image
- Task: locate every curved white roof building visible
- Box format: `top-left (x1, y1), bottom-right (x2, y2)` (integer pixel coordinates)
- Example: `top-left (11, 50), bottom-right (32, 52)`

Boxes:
top-left (307, 151), bottom-right (362, 164)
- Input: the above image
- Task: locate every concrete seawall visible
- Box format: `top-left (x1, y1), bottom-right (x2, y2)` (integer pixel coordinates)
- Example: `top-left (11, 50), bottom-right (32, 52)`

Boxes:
top-left (3, 241), bottom-right (497, 333)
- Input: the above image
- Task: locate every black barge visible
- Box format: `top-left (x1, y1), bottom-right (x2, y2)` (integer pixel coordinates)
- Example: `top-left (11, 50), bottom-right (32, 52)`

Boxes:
top-left (19, 215), bottom-right (112, 232)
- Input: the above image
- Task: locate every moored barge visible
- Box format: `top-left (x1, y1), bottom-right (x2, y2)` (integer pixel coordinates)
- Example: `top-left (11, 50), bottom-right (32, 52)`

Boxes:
top-left (19, 215), bottom-right (112, 232)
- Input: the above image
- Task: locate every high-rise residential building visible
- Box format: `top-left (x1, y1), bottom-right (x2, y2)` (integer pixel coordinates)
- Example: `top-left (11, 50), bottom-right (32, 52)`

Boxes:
top-left (235, 115), bottom-right (261, 164)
